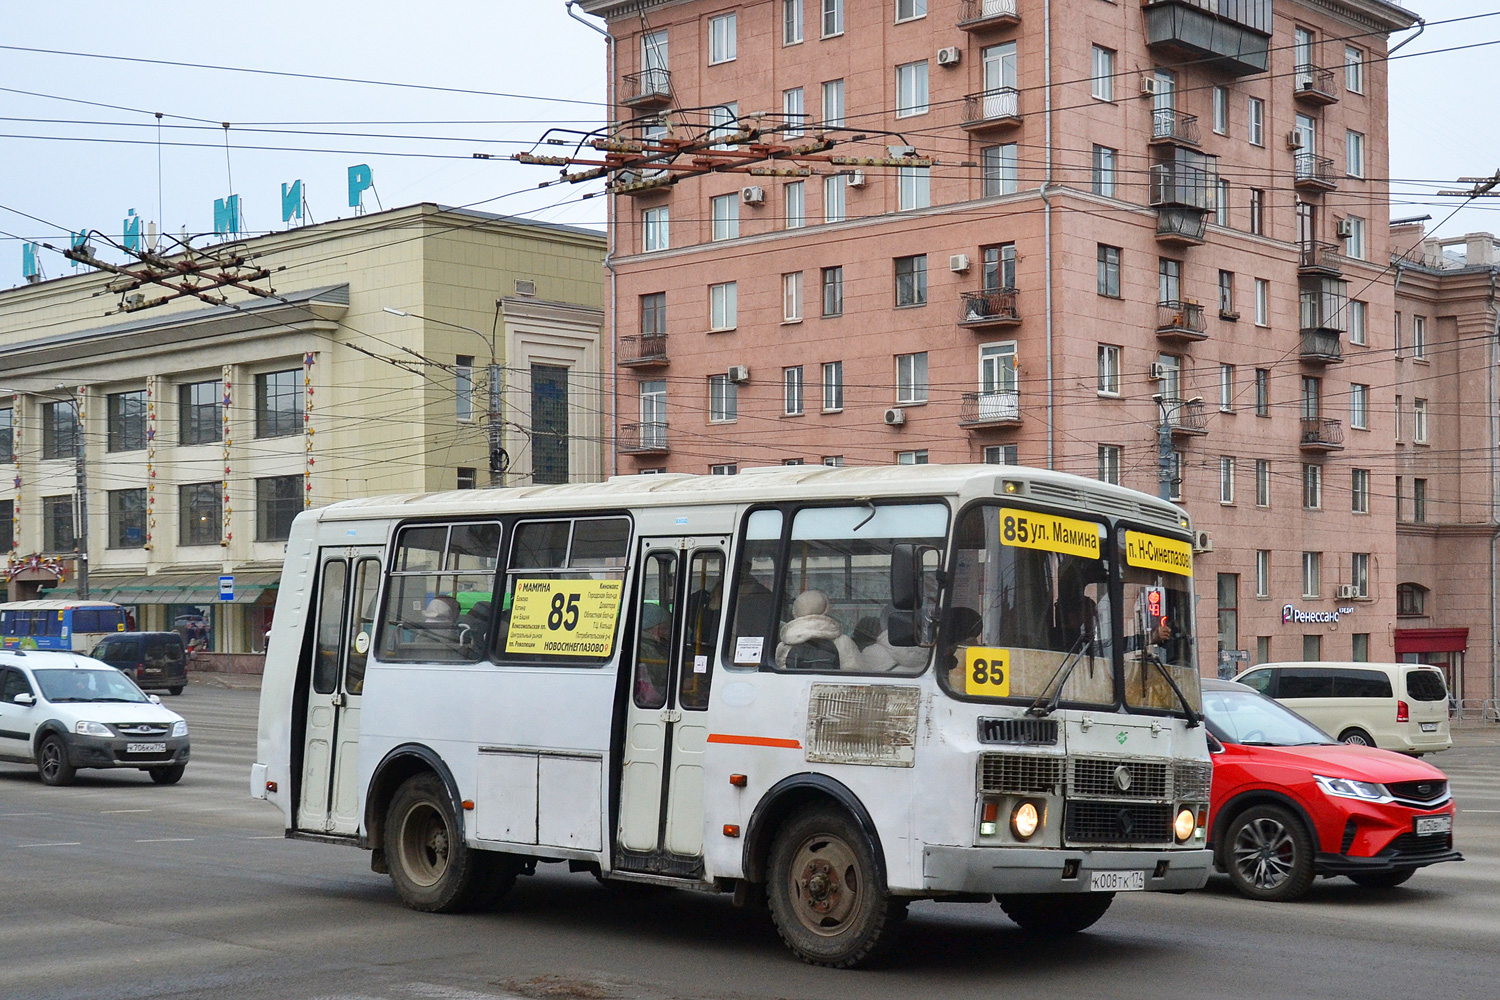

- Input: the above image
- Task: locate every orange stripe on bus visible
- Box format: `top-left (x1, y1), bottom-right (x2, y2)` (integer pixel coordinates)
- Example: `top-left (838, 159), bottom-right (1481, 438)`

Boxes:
top-left (707, 734), bottom-right (802, 749)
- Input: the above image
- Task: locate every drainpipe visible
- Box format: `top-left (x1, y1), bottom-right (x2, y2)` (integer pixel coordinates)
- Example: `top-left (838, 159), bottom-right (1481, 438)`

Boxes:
top-left (1388, 17), bottom-right (1425, 57)
top-left (1489, 268), bottom-right (1499, 703)
top-left (568, 1), bottom-right (618, 480)
top-left (1041, 0), bottom-right (1055, 470)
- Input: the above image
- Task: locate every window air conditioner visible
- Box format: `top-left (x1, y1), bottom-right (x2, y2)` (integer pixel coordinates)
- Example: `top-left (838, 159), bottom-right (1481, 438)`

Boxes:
top-left (1149, 362), bottom-right (1168, 381)
top-left (727, 364), bottom-right (751, 384)
top-left (937, 47), bottom-right (962, 67)
top-left (1193, 530), bottom-right (1214, 553)
top-left (1337, 584), bottom-right (1360, 600)
top-left (1335, 219), bottom-right (1355, 238)
top-left (949, 254), bottom-right (971, 273)
top-left (1140, 76), bottom-right (1160, 97)
top-left (741, 185), bottom-right (766, 206)
top-left (1286, 129), bottom-right (1305, 149)
top-left (883, 407), bottom-right (907, 426)
top-left (846, 170), bottom-right (867, 189)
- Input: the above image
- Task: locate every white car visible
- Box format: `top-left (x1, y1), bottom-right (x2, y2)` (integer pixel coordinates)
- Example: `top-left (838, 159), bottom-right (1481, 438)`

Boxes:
top-left (0, 648), bottom-right (191, 785)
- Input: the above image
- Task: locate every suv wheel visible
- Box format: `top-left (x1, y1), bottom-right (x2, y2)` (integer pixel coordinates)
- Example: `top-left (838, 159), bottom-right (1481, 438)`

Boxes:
top-left (1224, 804), bottom-right (1315, 901)
top-left (38, 735), bottom-right (77, 787)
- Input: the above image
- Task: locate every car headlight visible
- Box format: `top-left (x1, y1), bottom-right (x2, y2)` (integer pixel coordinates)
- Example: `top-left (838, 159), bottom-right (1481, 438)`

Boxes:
top-left (172, 720), bottom-right (188, 738)
top-left (1314, 774), bottom-right (1391, 803)
top-left (75, 720), bottom-right (113, 738)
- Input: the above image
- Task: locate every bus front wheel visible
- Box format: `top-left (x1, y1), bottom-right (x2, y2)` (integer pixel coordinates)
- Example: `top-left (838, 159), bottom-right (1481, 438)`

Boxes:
top-left (385, 772), bottom-right (517, 913)
top-left (998, 892), bottom-right (1114, 934)
top-left (766, 805), bottom-right (906, 968)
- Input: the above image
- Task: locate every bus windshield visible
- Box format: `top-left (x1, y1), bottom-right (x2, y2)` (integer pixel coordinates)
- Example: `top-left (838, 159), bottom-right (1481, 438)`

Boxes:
top-left (1120, 529), bottom-right (1202, 715)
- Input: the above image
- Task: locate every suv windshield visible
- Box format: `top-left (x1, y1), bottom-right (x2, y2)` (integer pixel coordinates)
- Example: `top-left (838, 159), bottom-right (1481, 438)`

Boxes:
top-left (1204, 686), bottom-right (1334, 746)
top-left (33, 668), bottom-right (149, 703)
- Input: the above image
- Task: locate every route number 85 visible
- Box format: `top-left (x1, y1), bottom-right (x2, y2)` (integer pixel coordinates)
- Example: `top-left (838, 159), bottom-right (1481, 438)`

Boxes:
top-left (964, 647), bottom-right (1011, 697)
top-left (971, 658), bottom-right (1005, 686)
top-left (547, 592), bottom-right (582, 631)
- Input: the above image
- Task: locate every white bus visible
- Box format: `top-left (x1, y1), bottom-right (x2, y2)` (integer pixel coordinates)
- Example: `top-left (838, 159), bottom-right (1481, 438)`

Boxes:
top-left (253, 464), bottom-right (1212, 967)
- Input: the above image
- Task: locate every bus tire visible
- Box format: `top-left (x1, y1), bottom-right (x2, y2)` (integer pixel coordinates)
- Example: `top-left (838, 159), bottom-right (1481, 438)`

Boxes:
top-left (386, 772), bottom-right (507, 913)
top-left (998, 892), bottom-right (1114, 934)
top-left (766, 804), bottom-right (905, 968)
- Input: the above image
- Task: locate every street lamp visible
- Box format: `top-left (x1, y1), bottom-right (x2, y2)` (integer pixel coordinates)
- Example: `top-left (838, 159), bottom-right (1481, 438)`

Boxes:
top-left (1152, 393), bottom-right (1202, 503)
top-left (2, 384), bottom-right (89, 597)
top-left (383, 306), bottom-right (505, 486)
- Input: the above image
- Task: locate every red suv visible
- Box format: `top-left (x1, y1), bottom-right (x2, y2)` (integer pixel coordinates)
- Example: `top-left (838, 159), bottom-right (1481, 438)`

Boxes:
top-left (1202, 678), bottom-right (1460, 901)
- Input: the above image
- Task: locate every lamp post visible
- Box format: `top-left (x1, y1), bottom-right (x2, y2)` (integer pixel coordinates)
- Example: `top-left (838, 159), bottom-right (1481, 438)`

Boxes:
top-left (1153, 393), bottom-right (1202, 504)
top-left (3, 386), bottom-right (88, 597)
top-left (383, 307), bottom-right (504, 486)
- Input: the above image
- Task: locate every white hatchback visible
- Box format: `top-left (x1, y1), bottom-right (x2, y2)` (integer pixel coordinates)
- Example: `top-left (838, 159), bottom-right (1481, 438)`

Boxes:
top-left (0, 648), bottom-right (191, 785)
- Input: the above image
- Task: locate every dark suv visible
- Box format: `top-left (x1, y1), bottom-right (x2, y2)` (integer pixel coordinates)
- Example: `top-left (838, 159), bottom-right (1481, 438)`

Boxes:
top-left (90, 632), bottom-right (189, 695)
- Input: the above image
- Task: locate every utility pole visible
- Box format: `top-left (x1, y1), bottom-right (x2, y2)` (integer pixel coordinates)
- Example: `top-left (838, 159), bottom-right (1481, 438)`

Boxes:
top-left (74, 395), bottom-right (88, 598)
top-left (1155, 394), bottom-right (1173, 503)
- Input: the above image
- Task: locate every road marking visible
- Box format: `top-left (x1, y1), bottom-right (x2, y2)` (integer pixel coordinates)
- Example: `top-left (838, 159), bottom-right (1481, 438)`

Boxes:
top-left (19, 842), bottom-right (80, 848)
top-left (101, 808), bottom-right (152, 814)
top-left (247, 835), bottom-right (283, 839)
top-left (0, 813), bottom-right (46, 818)
top-left (135, 837), bottom-right (194, 843)
top-left (1460, 808), bottom-right (1500, 813)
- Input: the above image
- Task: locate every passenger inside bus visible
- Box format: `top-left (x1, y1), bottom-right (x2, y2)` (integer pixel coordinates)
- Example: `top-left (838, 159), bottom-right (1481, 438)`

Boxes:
top-left (860, 605), bottom-right (933, 673)
top-left (1049, 565), bottom-right (1103, 655)
top-left (634, 603), bottom-right (672, 706)
top-left (776, 590), bottom-right (861, 671)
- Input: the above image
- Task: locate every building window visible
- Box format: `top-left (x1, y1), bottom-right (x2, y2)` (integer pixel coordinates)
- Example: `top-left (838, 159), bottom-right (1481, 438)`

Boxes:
top-left (1091, 145), bottom-right (1116, 197)
top-left (1351, 553), bottom-right (1369, 598)
top-left (983, 144), bottom-right (1019, 196)
top-left (641, 292), bottom-right (666, 338)
top-left (821, 267), bottom-right (844, 317)
top-left (823, 174), bottom-right (847, 223)
top-left (1098, 445), bottom-right (1121, 485)
top-left (1254, 368), bottom-right (1270, 416)
top-left (1256, 550), bottom-right (1271, 598)
top-left (255, 370), bottom-right (302, 439)
top-left (1256, 459), bottom-right (1270, 507)
top-left (1219, 363), bottom-right (1236, 411)
top-left (1349, 300), bottom-right (1367, 345)
top-left (710, 193), bottom-right (739, 241)
top-left (1302, 551), bottom-right (1321, 599)
top-left (1249, 188), bottom-right (1264, 235)
top-left (985, 444), bottom-right (1018, 465)
top-left (1413, 398), bottom-right (1428, 443)
top-left (896, 352), bottom-right (929, 404)
top-left (708, 12), bottom-right (737, 64)
top-left (896, 61), bottom-right (929, 117)
top-left (531, 364), bottom-right (570, 485)
top-left (1343, 216), bottom-right (1366, 260)
top-left (455, 355), bottom-right (475, 422)
top-left (638, 380), bottom-right (667, 448)
top-left (897, 450), bottom-right (929, 465)
top-left (823, 455), bottom-right (845, 467)
top-left (1090, 46), bottom-right (1115, 101)
top-left (1414, 478), bottom-right (1428, 522)
top-left (42, 401), bottom-right (78, 460)
top-left (1350, 384), bottom-right (1368, 429)
top-left (1395, 394), bottom-right (1403, 442)
top-left (897, 166), bottom-right (930, 210)
top-left (179, 482), bottom-right (221, 546)
top-left (709, 375), bottom-right (738, 423)
top-left (0, 499), bottom-right (9, 554)
top-left (1345, 46), bottom-right (1364, 94)
top-left (1158, 257), bottom-right (1181, 305)
top-left (709, 281), bottom-right (738, 331)
top-left (107, 488), bottom-right (146, 549)
top-left (1248, 97), bottom-right (1264, 146)
top-left (1412, 315), bottom-right (1427, 359)
top-left (1303, 634), bottom-right (1322, 661)
top-left (1218, 270), bottom-right (1236, 317)
top-left (1395, 311), bottom-right (1403, 356)
top-left (784, 366), bottom-right (805, 416)
top-left (782, 272), bottom-right (804, 322)
top-left (43, 494), bottom-right (74, 553)
top-left (1303, 463), bottom-right (1322, 509)
top-left (1346, 130), bottom-right (1365, 178)
top-left (708, 104), bottom-right (739, 152)
top-left (1396, 476), bottom-right (1405, 520)
top-left (896, 0), bottom-right (927, 20)
top-left (1218, 573), bottom-right (1240, 653)
top-left (0, 407), bottom-right (11, 463)
top-left (1212, 85), bottom-right (1229, 134)
top-left (783, 0), bottom-right (803, 45)
top-left (1097, 344), bottom-right (1121, 395)
top-left (643, 206), bottom-right (669, 252)
top-left (1216, 179), bottom-right (1230, 227)
top-left (822, 78), bottom-right (844, 124)
top-left (1397, 582), bottom-right (1426, 616)
top-left (711, 463), bottom-right (738, 476)
top-left (1249, 280), bottom-right (1270, 328)
top-left (1220, 456), bottom-right (1236, 504)
top-left (822, 361), bottom-right (844, 411)
top-left (106, 391), bottom-right (147, 453)
top-left (454, 467), bottom-right (476, 490)
top-left (1301, 375), bottom-right (1322, 420)
top-left (895, 254), bottom-right (927, 306)
top-left (784, 180), bottom-right (806, 228)
top-left (255, 475), bottom-right (302, 542)
top-left (1097, 245), bottom-right (1121, 298)
top-left (981, 243), bottom-right (1016, 292)
top-left (1351, 468), bottom-right (1370, 514)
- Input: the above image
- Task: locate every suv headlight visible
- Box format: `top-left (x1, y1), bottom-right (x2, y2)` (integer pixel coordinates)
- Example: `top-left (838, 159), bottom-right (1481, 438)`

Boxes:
top-left (171, 720), bottom-right (188, 738)
top-left (1314, 774), bottom-right (1391, 803)
top-left (75, 720), bottom-right (113, 738)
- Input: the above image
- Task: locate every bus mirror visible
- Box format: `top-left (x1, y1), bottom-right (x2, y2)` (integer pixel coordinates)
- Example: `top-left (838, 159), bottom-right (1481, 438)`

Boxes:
top-left (891, 544), bottom-right (919, 611)
top-left (887, 610), bottom-right (917, 647)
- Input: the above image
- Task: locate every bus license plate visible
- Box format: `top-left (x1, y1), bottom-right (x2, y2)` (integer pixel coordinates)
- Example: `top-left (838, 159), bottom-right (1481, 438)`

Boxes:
top-left (1090, 870), bottom-right (1146, 892)
top-left (1420, 722), bottom-right (1438, 732)
top-left (1415, 815), bottom-right (1452, 836)
top-left (127, 742), bottom-right (166, 755)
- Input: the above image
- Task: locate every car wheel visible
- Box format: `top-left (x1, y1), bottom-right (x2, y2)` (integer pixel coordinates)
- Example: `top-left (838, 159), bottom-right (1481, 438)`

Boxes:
top-left (37, 735), bottom-right (77, 787)
top-left (385, 772), bottom-right (517, 913)
top-left (1224, 804), bottom-right (1316, 902)
top-left (998, 893), bottom-right (1114, 934)
top-left (766, 805), bottom-right (906, 968)
top-left (1348, 868), bottom-right (1417, 889)
top-left (1338, 727), bottom-right (1375, 747)
top-left (168, 686), bottom-right (185, 696)
top-left (149, 764), bottom-right (186, 785)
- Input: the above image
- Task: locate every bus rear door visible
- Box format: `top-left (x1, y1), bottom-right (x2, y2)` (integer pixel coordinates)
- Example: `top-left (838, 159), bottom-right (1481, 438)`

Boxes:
top-left (298, 547), bottom-right (382, 836)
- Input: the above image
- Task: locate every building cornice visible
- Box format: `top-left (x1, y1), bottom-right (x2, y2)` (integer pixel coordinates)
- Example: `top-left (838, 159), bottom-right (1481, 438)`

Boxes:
top-left (1297, 0), bottom-right (1419, 33)
top-left (574, 0), bottom-right (680, 22)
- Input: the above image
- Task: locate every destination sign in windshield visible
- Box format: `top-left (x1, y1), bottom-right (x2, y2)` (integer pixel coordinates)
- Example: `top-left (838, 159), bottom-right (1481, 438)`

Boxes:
top-left (996, 508), bottom-right (1102, 560)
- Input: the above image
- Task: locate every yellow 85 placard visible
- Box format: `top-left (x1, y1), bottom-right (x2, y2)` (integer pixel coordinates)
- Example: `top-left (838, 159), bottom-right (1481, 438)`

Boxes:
top-left (964, 646), bottom-right (1011, 698)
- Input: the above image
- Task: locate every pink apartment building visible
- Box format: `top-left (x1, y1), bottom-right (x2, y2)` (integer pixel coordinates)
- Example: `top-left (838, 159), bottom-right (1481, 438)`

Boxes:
top-left (578, 0), bottom-right (1420, 674)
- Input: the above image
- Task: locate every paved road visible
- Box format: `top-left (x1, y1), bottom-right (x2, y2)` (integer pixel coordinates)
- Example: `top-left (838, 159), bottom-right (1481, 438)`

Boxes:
top-left (3, 686), bottom-right (1498, 1000)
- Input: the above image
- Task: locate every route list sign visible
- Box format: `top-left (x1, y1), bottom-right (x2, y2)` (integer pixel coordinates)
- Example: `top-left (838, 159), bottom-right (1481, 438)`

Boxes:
top-left (505, 578), bottom-right (624, 656)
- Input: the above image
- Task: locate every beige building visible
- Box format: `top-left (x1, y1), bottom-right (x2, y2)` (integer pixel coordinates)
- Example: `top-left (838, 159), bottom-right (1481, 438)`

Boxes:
top-left (0, 204), bottom-right (606, 661)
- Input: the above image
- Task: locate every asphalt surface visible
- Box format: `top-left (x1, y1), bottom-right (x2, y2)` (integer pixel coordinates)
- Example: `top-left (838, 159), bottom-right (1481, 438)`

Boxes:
top-left (2, 683), bottom-right (1498, 1000)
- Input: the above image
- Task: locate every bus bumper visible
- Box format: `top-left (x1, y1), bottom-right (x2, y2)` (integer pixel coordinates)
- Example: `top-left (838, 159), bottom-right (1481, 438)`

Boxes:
top-left (923, 846), bottom-right (1213, 894)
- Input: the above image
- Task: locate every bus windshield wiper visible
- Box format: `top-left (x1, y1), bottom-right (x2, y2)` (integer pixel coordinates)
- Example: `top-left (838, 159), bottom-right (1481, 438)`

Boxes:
top-left (1026, 632), bottom-right (1091, 718)
top-left (1144, 652), bottom-right (1201, 728)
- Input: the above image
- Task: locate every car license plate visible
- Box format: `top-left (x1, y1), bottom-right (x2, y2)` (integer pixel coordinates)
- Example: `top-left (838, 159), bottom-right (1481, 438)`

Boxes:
top-left (1415, 815), bottom-right (1452, 836)
top-left (126, 742), bottom-right (166, 755)
top-left (1090, 870), bottom-right (1146, 892)
top-left (1420, 722), bottom-right (1439, 733)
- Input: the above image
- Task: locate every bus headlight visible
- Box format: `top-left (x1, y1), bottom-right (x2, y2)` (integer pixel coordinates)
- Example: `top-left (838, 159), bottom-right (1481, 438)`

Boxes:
top-left (1173, 807), bottom-right (1196, 843)
top-left (1011, 801), bottom-right (1041, 840)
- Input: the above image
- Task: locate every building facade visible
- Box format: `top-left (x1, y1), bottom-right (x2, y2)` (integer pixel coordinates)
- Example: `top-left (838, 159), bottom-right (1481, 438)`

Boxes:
top-left (579, 0), bottom-right (1418, 674)
top-left (0, 204), bottom-right (606, 660)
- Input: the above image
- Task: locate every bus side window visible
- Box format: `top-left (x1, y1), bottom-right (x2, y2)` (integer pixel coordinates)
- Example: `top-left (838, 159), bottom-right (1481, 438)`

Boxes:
top-left (633, 551), bottom-right (676, 710)
top-left (313, 561), bottom-right (349, 695)
top-left (726, 509), bottom-right (783, 670)
top-left (679, 550), bottom-right (725, 710)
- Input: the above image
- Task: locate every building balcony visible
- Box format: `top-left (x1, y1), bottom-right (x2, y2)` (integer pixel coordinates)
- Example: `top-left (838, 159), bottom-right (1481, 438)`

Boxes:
top-left (1294, 153), bottom-right (1337, 193)
top-left (1298, 240), bottom-right (1344, 277)
top-left (1141, 0), bottom-right (1272, 77)
top-left (1299, 417), bottom-right (1344, 452)
top-left (1150, 161), bottom-right (1217, 211)
top-left (1156, 207), bottom-right (1208, 246)
top-left (959, 0), bottom-right (1021, 31)
top-left (962, 88), bottom-right (1022, 131)
top-left (1150, 109), bottom-right (1201, 147)
top-left (619, 334), bottom-right (669, 368)
top-left (621, 69), bottom-right (672, 109)
top-left (619, 422), bottom-right (669, 455)
top-left (958, 288), bottom-right (1021, 328)
top-left (959, 390), bottom-right (1022, 427)
top-left (1164, 397), bottom-right (1208, 437)
top-left (1156, 300), bottom-right (1208, 342)
top-left (1293, 64), bottom-right (1339, 106)
top-left (1299, 329), bottom-right (1344, 365)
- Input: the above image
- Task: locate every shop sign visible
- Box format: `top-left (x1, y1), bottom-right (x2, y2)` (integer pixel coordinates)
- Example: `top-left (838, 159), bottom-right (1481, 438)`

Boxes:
top-left (1282, 603), bottom-right (1355, 624)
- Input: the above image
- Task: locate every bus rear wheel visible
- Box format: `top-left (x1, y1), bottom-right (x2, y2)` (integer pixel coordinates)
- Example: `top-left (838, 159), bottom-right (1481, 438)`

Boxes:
top-left (766, 805), bottom-right (905, 968)
top-left (998, 892), bottom-right (1114, 934)
top-left (385, 772), bottom-right (517, 913)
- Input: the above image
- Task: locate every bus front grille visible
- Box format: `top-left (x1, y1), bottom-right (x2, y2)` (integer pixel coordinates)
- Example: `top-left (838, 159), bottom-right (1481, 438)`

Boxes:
top-left (1065, 801), bottom-right (1173, 845)
top-left (1069, 757), bottom-right (1169, 799)
top-left (979, 753), bottom-right (1064, 795)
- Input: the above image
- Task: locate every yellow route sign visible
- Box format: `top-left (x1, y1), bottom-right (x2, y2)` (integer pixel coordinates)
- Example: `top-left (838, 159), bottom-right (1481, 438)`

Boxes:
top-left (1125, 531), bottom-right (1193, 577)
top-left (505, 578), bottom-right (624, 656)
top-left (963, 646), bottom-right (1011, 698)
top-left (997, 508), bottom-right (1101, 560)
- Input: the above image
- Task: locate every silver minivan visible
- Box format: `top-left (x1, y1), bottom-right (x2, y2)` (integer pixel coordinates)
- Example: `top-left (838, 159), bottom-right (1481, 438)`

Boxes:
top-left (1232, 661), bottom-right (1451, 754)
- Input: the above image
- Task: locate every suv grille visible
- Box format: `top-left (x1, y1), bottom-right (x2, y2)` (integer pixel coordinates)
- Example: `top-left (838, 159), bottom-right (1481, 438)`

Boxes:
top-left (112, 723), bottom-right (170, 737)
top-left (979, 753), bottom-right (1064, 794)
top-left (1070, 757), bottom-right (1169, 799)
top-left (977, 718), bottom-right (1059, 746)
top-left (1385, 780), bottom-right (1448, 805)
top-left (1173, 761), bottom-right (1213, 801)
top-left (1382, 831), bottom-right (1453, 861)
top-left (1066, 801), bottom-right (1173, 845)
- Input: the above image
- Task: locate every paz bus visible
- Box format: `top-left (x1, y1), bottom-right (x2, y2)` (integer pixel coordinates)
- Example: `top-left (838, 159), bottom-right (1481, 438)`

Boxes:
top-left (253, 464), bottom-right (1212, 967)
top-left (0, 600), bottom-right (129, 652)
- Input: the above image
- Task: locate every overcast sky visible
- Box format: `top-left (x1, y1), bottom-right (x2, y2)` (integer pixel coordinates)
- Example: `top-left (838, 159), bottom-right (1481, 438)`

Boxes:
top-left (1, 1), bottom-right (1495, 288)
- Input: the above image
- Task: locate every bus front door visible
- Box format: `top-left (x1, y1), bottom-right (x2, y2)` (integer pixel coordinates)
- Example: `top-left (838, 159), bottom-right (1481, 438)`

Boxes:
top-left (298, 548), bottom-right (382, 837)
top-left (615, 536), bottom-right (727, 878)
